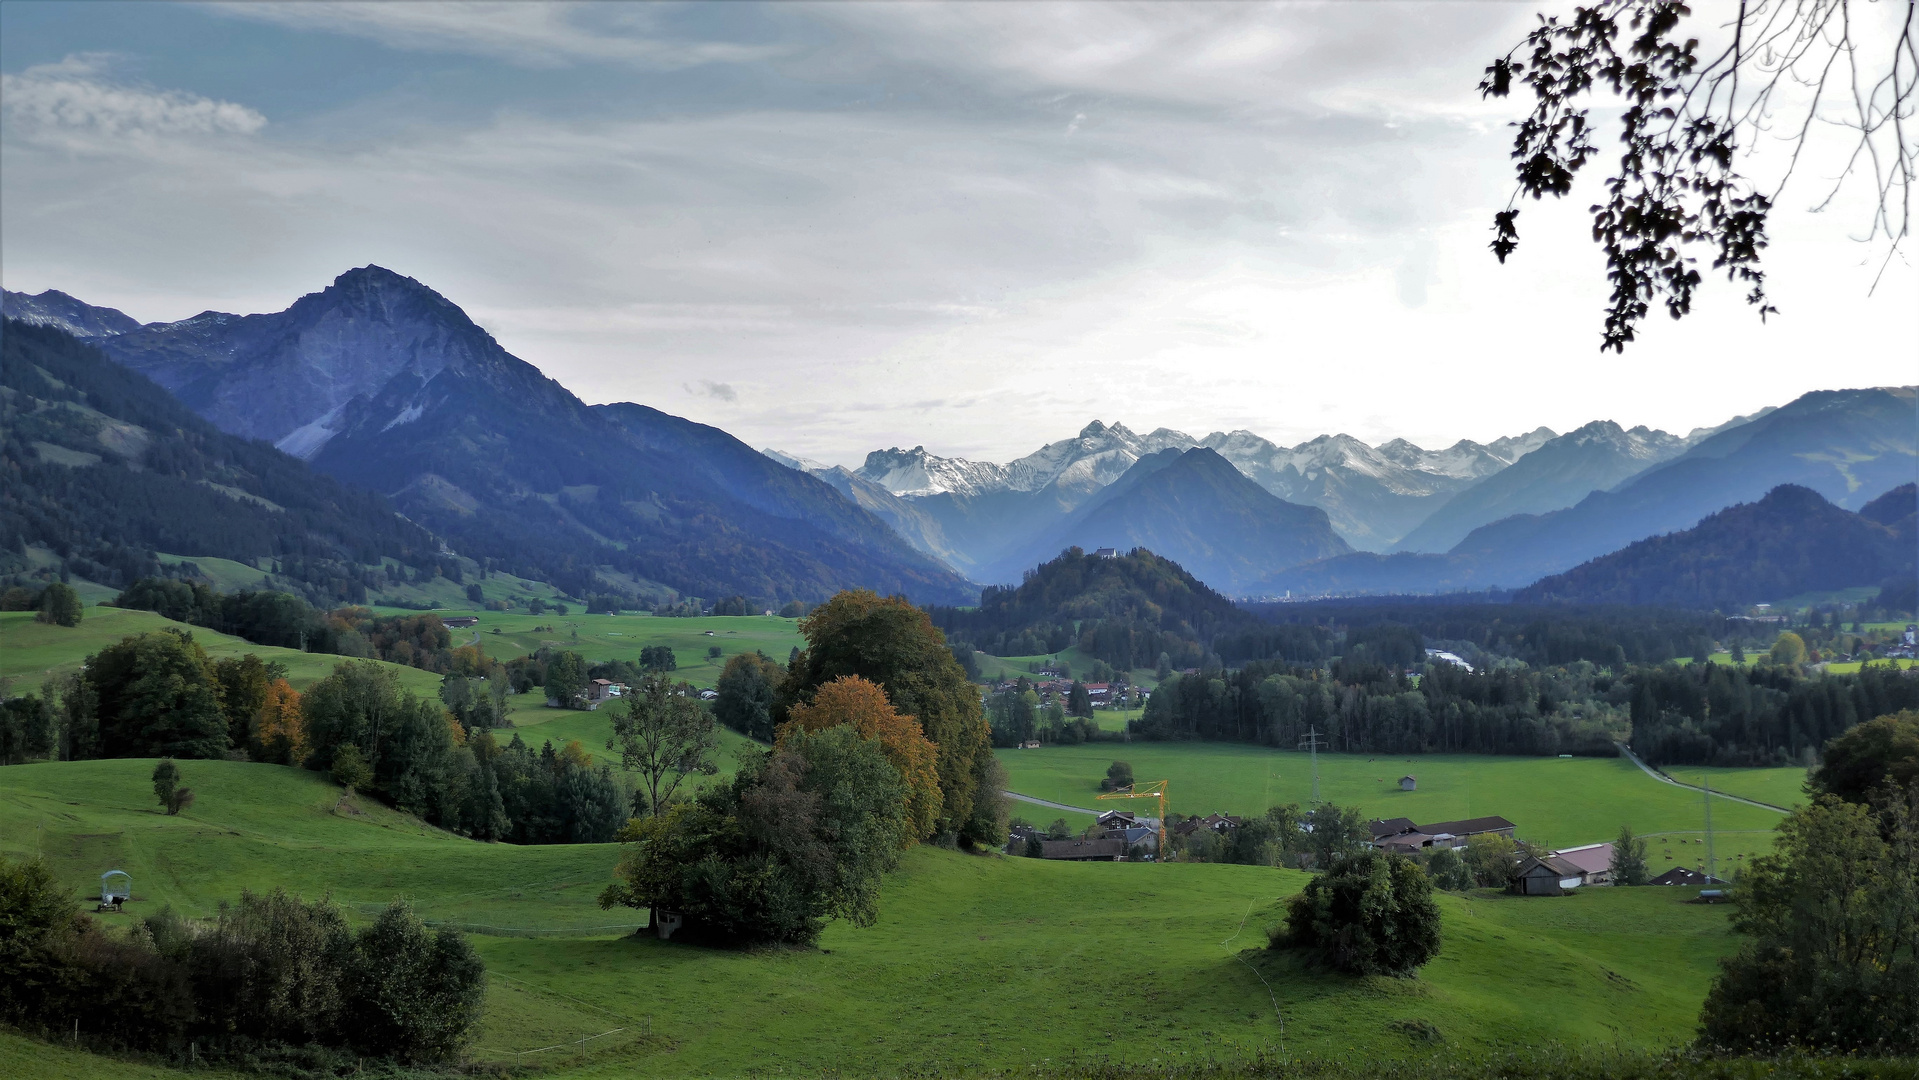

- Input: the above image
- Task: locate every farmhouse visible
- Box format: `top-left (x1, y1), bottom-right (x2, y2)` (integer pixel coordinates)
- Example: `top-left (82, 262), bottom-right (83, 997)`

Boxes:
top-left (1649, 866), bottom-right (1727, 887)
top-left (1173, 813), bottom-right (1243, 838)
top-left (1549, 842), bottom-right (1615, 886)
top-left (1039, 838), bottom-right (1127, 861)
top-left (1513, 854), bottom-right (1589, 895)
top-left (1097, 810), bottom-right (1140, 830)
top-left (441, 615), bottom-right (479, 629)
top-left (573, 679), bottom-right (628, 710)
top-left (1369, 815), bottom-right (1516, 852)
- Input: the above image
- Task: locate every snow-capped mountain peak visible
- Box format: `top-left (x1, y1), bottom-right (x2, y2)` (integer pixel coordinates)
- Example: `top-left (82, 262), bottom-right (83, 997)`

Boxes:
top-left (762, 448), bottom-right (827, 473)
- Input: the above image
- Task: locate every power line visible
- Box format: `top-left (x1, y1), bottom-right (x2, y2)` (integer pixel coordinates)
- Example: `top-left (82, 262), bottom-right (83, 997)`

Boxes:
top-left (1298, 727), bottom-right (1327, 803)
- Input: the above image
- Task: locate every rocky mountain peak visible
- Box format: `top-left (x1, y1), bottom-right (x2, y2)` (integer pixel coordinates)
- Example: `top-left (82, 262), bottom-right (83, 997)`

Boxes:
top-left (2, 287), bottom-right (146, 338)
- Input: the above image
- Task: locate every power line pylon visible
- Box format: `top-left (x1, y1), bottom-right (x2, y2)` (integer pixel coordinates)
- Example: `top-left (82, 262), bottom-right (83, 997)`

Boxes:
top-left (1298, 727), bottom-right (1328, 803)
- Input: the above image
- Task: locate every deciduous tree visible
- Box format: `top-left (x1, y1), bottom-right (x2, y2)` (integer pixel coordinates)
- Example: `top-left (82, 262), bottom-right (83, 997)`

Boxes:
top-left (784, 590), bottom-right (999, 846)
top-left (607, 673), bottom-right (720, 818)
top-left (782, 675), bottom-right (942, 843)
top-left (1277, 850), bottom-right (1443, 977)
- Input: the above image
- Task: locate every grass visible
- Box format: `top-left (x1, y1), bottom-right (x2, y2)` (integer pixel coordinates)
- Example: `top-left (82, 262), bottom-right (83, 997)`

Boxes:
top-left (2, 758), bottom-right (1746, 1079)
top-left (997, 743), bottom-right (1796, 868)
top-left (453, 611), bottom-right (806, 690)
top-left (0, 608), bottom-right (442, 699)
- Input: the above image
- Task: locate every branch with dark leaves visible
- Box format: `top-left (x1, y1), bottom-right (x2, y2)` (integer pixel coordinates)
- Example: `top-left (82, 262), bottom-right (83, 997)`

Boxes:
top-left (1483, 0), bottom-right (1916, 351)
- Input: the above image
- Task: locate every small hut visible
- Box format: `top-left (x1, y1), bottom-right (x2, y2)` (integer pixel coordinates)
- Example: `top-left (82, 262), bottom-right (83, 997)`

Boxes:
top-left (1399, 775), bottom-right (1417, 791)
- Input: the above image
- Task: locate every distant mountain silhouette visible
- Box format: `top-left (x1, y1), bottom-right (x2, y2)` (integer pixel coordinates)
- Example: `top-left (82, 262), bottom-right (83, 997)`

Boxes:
top-left (2, 288), bottom-right (145, 338)
top-left (1514, 484), bottom-right (1916, 608)
top-left (1394, 420), bottom-right (1685, 554)
top-left (62, 267), bottom-right (972, 606)
top-left (981, 447), bottom-right (1351, 594)
top-left (1263, 386), bottom-right (1917, 596)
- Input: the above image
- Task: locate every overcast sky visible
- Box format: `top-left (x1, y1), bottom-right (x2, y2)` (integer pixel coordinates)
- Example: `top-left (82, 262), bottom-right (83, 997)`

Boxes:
top-left (2, 1), bottom-right (1910, 466)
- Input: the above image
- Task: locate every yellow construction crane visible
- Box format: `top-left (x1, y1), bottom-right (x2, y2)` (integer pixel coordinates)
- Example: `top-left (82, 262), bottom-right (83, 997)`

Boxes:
top-left (1096, 780), bottom-right (1168, 860)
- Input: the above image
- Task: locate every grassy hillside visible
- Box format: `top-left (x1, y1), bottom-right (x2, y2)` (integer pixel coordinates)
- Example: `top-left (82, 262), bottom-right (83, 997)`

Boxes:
top-left (0, 608), bottom-right (442, 698)
top-left (413, 609), bottom-right (808, 690)
top-left (998, 744), bottom-right (1794, 869)
top-left (1, 757), bottom-right (1744, 1079)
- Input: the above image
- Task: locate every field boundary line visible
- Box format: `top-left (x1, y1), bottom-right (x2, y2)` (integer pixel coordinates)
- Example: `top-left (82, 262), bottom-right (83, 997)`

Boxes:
top-left (1003, 791), bottom-right (1100, 815)
top-left (1614, 743), bottom-right (1791, 813)
top-left (1220, 898), bottom-right (1283, 1048)
top-left (473, 1027), bottom-right (625, 1060)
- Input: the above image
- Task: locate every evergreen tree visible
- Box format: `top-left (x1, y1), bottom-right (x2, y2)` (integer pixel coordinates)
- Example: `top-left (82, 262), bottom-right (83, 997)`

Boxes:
top-left (152, 759), bottom-right (181, 814)
top-left (1611, 824), bottom-right (1650, 885)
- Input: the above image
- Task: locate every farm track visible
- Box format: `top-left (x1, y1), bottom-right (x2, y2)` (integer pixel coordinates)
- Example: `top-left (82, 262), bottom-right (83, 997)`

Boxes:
top-left (1003, 791), bottom-right (1100, 815)
top-left (1615, 743), bottom-right (1792, 813)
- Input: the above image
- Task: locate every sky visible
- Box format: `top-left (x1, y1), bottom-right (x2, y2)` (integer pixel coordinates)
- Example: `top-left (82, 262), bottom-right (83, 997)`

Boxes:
top-left (2, 1), bottom-right (1911, 468)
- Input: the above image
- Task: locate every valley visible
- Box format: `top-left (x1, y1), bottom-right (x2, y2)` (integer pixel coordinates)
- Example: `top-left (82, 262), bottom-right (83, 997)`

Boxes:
top-left (2, 757), bottom-right (1746, 1077)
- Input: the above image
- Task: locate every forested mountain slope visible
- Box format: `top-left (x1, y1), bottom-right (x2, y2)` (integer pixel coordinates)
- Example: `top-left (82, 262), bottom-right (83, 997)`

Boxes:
top-left (931, 546), bottom-right (1316, 670)
top-left (32, 267), bottom-right (971, 606)
top-left (0, 319), bottom-right (442, 602)
top-left (1515, 484), bottom-right (1917, 607)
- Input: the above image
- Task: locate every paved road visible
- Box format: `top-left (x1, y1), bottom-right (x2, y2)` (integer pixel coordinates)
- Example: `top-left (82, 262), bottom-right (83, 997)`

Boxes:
top-left (1004, 791), bottom-right (1101, 815)
top-left (1614, 742), bottom-right (1790, 813)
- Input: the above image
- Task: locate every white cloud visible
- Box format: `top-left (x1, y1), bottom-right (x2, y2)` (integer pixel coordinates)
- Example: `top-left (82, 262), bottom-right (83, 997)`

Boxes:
top-left (2, 3), bottom-right (1910, 467)
top-left (0, 54), bottom-right (266, 147)
top-left (207, 2), bottom-right (786, 68)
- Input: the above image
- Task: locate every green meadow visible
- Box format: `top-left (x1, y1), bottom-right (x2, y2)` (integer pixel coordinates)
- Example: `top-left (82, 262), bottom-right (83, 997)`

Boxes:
top-left (450, 610), bottom-right (807, 690)
top-left (997, 743), bottom-right (1794, 869)
top-left (2, 758), bottom-right (1744, 1078)
top-left (0, 608), bottom-right (443, 699)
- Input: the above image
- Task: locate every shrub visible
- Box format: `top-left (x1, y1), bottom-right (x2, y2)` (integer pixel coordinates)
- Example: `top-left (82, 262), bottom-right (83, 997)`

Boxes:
top-left (1278, 850), bottom-right (1442, 977)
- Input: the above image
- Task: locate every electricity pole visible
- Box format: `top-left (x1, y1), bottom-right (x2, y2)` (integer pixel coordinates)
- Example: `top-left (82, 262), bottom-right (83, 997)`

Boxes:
top-left (1298, 727), bottom-right (1327, 803)
top-left (1703, 777), bottom-right (1716, 884)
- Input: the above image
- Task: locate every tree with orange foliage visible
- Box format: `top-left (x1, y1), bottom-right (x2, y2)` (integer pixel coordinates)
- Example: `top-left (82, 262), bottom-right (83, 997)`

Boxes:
top-left (782, 675), bottom-right (942, 843)
top-left (250, 678), bottom-right (306, 765)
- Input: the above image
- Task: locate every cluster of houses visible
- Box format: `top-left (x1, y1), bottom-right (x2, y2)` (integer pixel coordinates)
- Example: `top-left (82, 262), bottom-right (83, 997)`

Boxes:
top-left (1008, 806), bottom-right (1730, 891)
top-left (1370, 815), bottom-right (1724, 895)
top-left (988, 677), bottom-right (1143, 713)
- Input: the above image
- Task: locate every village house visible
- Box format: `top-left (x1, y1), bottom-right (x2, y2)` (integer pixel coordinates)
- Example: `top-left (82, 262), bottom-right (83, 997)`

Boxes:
top-left (1368, 815), bottom-right (1516, 853)
top-left (578, 679), bottom-right (627, 710)
top-left (1549, 842), bottom-right (1615, 886)
top-left (1649, 866), bottom-right (1728, 887)
top-left (1039, 838), bottom-right (1127, 861)
top-left (1172, 812), bottom-right (1244, 838)
top-left (441, 615), bottom-right (479, 629)
top-left (1513, 853), bottom-right (1589, 895)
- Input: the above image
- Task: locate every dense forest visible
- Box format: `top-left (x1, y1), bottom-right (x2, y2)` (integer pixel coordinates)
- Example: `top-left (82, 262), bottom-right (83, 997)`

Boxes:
top-left (1137, 656), bottom-right (1919, 766)
top-left (0, 320), bottom-right (447, 604)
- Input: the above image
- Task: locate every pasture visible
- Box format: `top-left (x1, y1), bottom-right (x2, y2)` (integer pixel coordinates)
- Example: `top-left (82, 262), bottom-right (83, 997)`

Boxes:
top-left (996, 743), bottom-right (1796, 868)
top-left (1, 757), bottom-right (1743, 1079)
top-left (445, 610), bottom-right (807, 690)
top-left (0, 608), bottom-right (443, 699)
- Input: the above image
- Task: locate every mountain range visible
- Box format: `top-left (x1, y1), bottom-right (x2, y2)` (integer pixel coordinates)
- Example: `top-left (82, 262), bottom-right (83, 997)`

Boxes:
top-left (8, 269), bottom-right (1913, 610)
top-left (4, 269), bottom-right (972, 607)
top-left (1261, 386), bottom-right (1918, 597)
